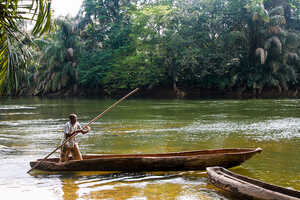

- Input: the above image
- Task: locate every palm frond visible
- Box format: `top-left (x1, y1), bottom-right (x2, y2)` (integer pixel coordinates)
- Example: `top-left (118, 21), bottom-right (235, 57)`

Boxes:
top-left (0, 0), bottom-right (53, 92)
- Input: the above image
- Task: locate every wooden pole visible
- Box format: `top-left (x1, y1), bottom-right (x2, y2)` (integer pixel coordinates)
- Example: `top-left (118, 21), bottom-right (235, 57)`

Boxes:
top-left (27, 88), bottom-right (139, 173)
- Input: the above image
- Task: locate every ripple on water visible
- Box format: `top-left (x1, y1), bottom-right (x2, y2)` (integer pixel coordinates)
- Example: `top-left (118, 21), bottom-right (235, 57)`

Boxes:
top-left (0, 112), bottom-right (36, 116)
top-left (0, 188), bottom-right (59, 200)
top-left (91, 117), bottom-right (300, 142)
top-left (177, 117), bottom-right (300, 141)
top-left (64, 172), bottom-right (219, 200)
top-left (0, 105), bottom-right (37, 110)
top-left (0, 118), bottom-right (64, 126)
top-left (1, 98), bottom-right (299, 200)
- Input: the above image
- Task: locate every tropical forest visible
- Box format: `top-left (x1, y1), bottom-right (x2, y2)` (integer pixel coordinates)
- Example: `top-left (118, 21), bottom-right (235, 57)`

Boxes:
top-left (1, 0), bottom-right (300, 98)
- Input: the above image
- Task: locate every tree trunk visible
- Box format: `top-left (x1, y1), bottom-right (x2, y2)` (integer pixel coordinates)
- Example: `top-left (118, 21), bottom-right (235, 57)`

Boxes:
top-left (173, 81), bottom-right (185, 98)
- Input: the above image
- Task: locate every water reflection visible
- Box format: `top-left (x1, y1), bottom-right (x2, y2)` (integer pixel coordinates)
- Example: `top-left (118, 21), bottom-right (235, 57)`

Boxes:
top-left (58, 172), bottom-right (219, 200)
top-left (62, 178), bottom-right (79, 200)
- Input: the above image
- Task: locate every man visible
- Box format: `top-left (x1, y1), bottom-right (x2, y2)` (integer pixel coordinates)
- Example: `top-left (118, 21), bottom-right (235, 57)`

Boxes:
top-left (60, 113), bottom-right (91, 162)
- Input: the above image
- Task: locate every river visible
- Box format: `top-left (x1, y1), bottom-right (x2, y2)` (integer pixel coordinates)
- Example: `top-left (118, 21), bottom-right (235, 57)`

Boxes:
top-left (0, 97), bottom-right (300, 200)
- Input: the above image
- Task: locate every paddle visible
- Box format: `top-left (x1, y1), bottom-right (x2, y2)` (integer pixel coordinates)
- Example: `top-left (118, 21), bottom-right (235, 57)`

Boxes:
top-left (27, 88), bottom-right (139, 173)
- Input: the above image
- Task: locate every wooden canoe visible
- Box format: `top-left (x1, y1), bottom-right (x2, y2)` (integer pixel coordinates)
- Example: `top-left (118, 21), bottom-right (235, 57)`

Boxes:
top-left (30, 147), bottom-right (262, 172)
top-left (207, 166), bottom-right (300, 200)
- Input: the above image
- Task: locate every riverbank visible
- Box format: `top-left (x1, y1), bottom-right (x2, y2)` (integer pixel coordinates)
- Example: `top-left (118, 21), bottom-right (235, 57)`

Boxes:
top-left (2, 86), bottom-right (300, 99)
top-left (45, 86), bottom-right (300, 99)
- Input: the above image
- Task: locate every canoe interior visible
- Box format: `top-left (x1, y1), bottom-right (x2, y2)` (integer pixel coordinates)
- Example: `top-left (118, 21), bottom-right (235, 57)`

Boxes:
top-left (38, 148), bottom-right (261, 163)
top-left (210, 167), bottom-right (300, 198)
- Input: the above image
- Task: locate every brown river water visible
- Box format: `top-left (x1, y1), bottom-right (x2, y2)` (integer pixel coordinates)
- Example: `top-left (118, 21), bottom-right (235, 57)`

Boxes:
top-left (0, 97), bottom-right (300, 199)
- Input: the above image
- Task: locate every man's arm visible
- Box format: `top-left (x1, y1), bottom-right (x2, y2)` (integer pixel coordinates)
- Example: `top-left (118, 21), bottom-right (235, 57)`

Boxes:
top-left (75, 123), bottom-right (91, 134)
top-left (80, 126), bottom-right (91, 134)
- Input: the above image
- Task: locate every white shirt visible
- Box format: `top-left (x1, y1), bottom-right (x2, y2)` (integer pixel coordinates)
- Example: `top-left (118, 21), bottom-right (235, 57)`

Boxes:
top-left (62, 121), bottom-right (82, 148)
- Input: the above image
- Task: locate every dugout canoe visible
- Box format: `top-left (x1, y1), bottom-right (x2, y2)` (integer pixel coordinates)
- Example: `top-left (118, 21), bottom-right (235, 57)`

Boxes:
top-left (29, 147), bottom-right (262, 172)
top-left (207, 166), bottom-right (300, 200)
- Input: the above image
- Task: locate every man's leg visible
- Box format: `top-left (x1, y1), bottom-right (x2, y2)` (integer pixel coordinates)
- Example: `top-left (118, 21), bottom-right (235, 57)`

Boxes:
top-left (71, 143), bottom-right (83, 160)
top-left (60, 146), bottom-right (71, 162)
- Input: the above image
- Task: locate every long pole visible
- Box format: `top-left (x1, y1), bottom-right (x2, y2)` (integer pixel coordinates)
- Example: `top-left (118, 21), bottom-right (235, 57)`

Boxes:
top-left (27, 88), bottom-right (139, 173)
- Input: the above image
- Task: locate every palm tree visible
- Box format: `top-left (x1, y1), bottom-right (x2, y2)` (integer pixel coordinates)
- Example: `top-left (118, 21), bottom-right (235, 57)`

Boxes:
top-left (1, 23), bottom-right (34, 96)
top-left (34, 18), bottom-right (80, 95)
top-left (0, 0), bottom-right (52, 92)
top-left (252, 0), bottom-right (299, 94)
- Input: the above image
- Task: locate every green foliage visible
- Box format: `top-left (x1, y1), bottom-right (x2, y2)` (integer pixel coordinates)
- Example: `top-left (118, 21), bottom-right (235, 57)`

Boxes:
top-left (101, 53), bottom-right (165, 94)
top-left (0, 23), bottom-right (35, 96)
top-left (245, 0), bottom-right (269, 22)
top-left (77, 49), bottom-right (111, 88)
top-left (32, 18), bottom-right (79, 95)
top-left (3, 0), bottom-right (300, 97)
top-left (0, 0), bottom-right (53, 92)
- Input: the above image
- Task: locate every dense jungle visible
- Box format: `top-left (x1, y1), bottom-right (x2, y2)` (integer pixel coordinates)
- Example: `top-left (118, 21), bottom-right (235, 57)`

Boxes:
top-left (1, 0), bottom-right (300, 98)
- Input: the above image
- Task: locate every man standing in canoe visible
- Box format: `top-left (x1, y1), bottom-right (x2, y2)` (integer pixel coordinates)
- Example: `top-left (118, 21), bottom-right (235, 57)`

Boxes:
top-left (60, 113), bottom-right (91, 162)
